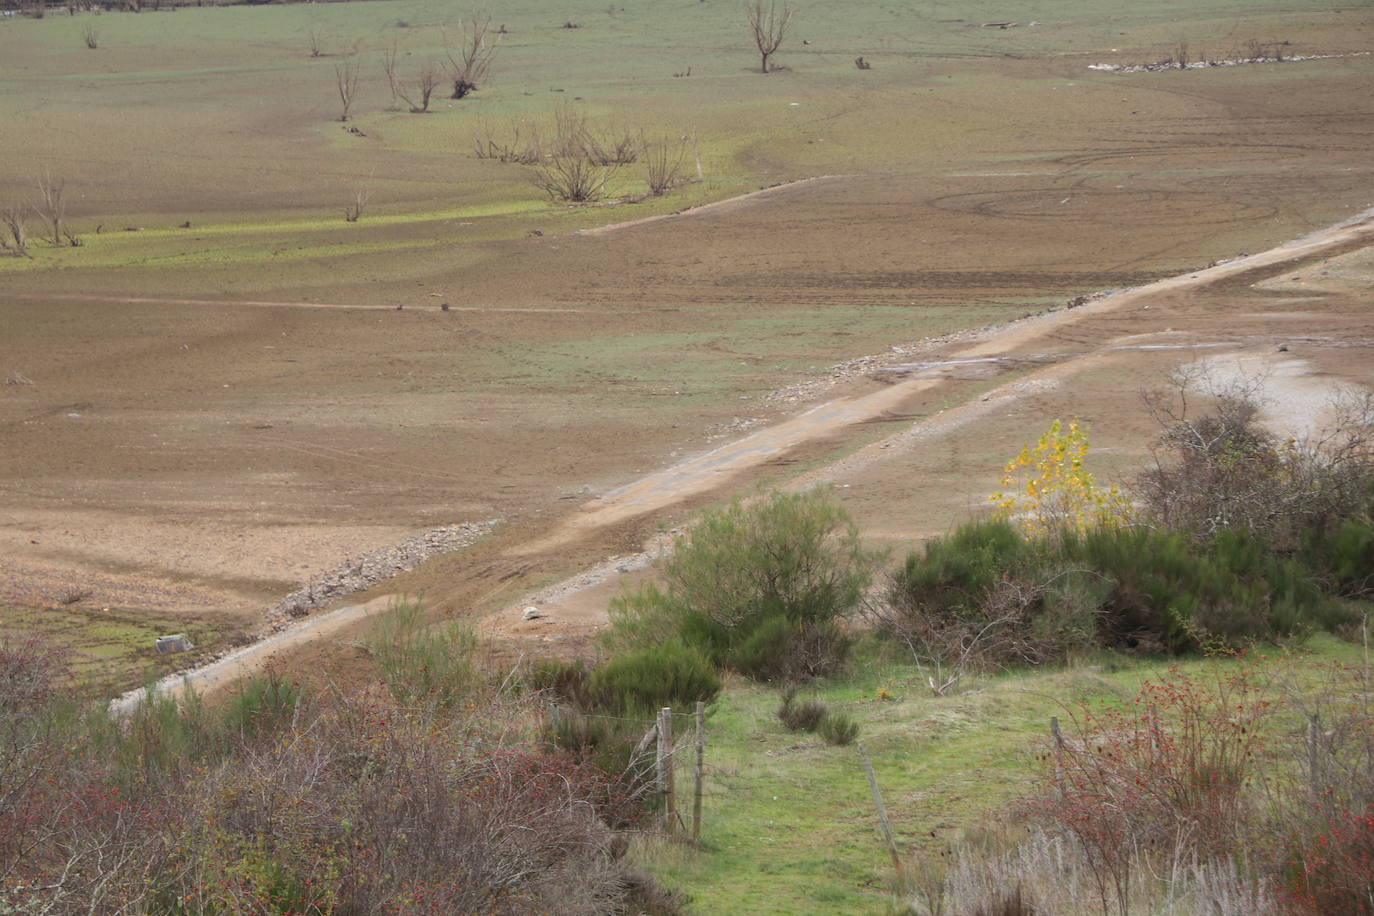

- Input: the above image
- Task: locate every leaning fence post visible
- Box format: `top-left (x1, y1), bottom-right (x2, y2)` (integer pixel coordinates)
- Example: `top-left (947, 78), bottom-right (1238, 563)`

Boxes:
top-left (1307, 713), bottom-right (1323, 796)
top-left (859, 743), bottom-right (901, 870)
top-left (692, 700), bottom-right (706, 843)
top-left (1051, 716), bottom-right (1065, 798)
top-left (657, 707), bottom-right (676, 833)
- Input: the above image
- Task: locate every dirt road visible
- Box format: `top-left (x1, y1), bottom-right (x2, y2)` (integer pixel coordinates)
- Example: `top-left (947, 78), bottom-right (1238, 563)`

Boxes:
top-left (116, 202), bottom-right (1374, 702)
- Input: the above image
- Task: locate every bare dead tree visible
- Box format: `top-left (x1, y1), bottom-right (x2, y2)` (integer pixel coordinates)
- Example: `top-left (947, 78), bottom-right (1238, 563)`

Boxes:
top-left (745, 0), bottom-right (793, 74)
top-left (643, 134), bottom-right (687, 195)
top-left (472, 118), bottom-right (543, 164)
top-left (343, 185), bottom-right (368, 222)
top-left (394, 60), bottom-right (441, 113)
top-left (81, 22), bottom-right (99, 49)
top-left (533, 154), bottom-right (618, 202)
top-left (34, 172), bottom-right (65, 246)
top-left (0, 205), bottom-right (30, 257)
top-left (334, 59), bottom-right (360, 121)
top-left (381, 42), bottom-right (401, 108)
top-left (444, 11), bottom-right (498, 99)
top-left (306, 20), bottom-right (324, 58)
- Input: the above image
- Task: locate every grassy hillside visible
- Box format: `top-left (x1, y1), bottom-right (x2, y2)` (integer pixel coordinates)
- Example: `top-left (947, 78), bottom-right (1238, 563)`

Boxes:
top-left (639, 634), bottom-right (1369, 913)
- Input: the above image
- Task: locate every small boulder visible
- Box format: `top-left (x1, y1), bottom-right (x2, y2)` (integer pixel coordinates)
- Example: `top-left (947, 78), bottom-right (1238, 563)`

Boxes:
top-left (522, 606), bottom-right (546, 620)
top-left (155, 634), bottom-right (194, 654)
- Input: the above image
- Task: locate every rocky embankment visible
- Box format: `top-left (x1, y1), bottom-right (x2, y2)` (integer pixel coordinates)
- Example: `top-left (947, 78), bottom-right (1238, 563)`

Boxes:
top-left (264, 521), bottom-right (499, 631)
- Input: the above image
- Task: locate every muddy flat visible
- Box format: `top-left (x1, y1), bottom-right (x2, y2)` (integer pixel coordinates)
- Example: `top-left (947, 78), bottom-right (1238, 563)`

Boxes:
top-left (1, 0), bottom-right (1371, 691)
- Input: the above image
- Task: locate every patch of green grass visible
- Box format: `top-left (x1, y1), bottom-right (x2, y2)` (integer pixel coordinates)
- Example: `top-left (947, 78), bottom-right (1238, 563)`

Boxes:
top-left (635, 635), bottom-right (1368, 913)
top-left (0, 603), bottom-right (234, 697)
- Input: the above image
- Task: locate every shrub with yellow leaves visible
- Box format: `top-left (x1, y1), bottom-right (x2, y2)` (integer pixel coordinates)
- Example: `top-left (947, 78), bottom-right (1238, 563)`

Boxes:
top-left (989, 419), bottom-right (1132, 536)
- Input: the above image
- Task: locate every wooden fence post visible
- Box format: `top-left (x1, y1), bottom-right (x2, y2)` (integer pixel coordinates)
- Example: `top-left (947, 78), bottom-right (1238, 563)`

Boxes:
top-left (859, 743), bottom-right (901, 870)
top-left (1307, 713), bottom-right (1323, 796)
top-left (692, 700), bottom-right (706, 843)
top-left (1050, 716), bottom-right (1065, 798)
top-left (657, 707), bottom-right (676, 833)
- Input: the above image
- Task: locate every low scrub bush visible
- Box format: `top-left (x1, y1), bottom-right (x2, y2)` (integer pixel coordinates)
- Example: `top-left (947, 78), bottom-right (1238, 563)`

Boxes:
top-left (543, 711), bottom-right (656, 827)
top-left (528, 656), bottom-right (596, 708)
top-left (876, 520), bottom-right (1102, 691)
top-left (1061, 525), bottom-right (1346, 651)
top-left (878, 517), bottom-right (1350, 688)
top-left (588, 639), bottom-right (721, 715)
top-left (1138, 379), bottom-right (1374, 550)
top-left (817, 711), bottom-right (859, 746)
top-left (776, 687), bottom-right (827, 733)
top-left (367, 600), bottom-right (478, 708)
top-left (221, 671), bottom-right (304, 740)
top-left (606, 487), bottom-right (876, 681)
top-left (920, 658), bottom-right (1374, 916)
top-left (1302, 519), bottom-right (1374, 599)
top-left (0, 627), bottom-right (671, 913)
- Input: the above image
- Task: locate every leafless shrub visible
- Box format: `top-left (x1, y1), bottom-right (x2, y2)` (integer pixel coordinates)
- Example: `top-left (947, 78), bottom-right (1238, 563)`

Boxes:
top-left (745, 0), bottom-right (793, 73)
top-left (305, 20), bottom-right (324, 58)
top-left (533, 153), bottom-right (618, 202)
top-left (381, 41), bottom-right (401, 108)
top-left (473, 118), bottom-right (544, 164)
top-left (871, 567), bottom-right (1103, 695)
top-left (0, 204), bottom-right (30, 257)
top-left (343, 186), bottom-right (368, 222)
top-left (530, 104), bottom-right (628, 201)
top-left (1174, 39), bottom-right (1190, 69)
top-left (584, 124), bottom-right (640, 165)
top-left (81, 21), bottom-right (98, 49)
top-left (394, 60), bottom-right (441, 113)
top-left (643, 134), bottom-right (687, 195)
top-left (443, 11), bottom-right (498, 99)
top-left (34, 171), bottom-right (66, 246)
top-left (335, 58), bottom-right (360, 121)
top-left (1136, 372), bottom-right (1374, 550)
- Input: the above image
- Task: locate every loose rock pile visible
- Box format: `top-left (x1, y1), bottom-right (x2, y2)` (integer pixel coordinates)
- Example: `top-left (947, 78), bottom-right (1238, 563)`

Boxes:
top-left (264, 521), bottom-right (498, 631)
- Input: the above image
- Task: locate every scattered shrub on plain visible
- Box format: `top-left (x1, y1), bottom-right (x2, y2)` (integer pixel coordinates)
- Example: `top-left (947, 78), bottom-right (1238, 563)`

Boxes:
top-left (588, 639), bottom-right (721, 715)
top-left (221, 670), bottom-right (305, 741)
top-left (776, 685), bottom-right (827, 732)
top-left (1138, 375), bottom-right (1374, 551)
top-left (817, 711), bottom-right (859, 746)
top-left (367, 600), bottom-right (478, 708)
top-left (990, 418), bottom-right (1132, 537)
top-left (606, 487), bottom-right (876, 681)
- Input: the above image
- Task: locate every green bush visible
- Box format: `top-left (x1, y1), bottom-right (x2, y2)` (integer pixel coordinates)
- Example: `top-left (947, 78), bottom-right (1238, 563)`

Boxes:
top-left (1063, 526), bottom-right (1341, 651)
top-left (884, 519), bottom-right (1350, 669)
top-left (777, 688), bottom-right (827, 733)
top-left (1303, 520), bottom-right (1374, 598)
top-left (590, 640), bottom-right (721, 715)
top-left (890, 518), bottom-right (1029, 623)
top-left (725, 616), bottom-right (852, 682)
top-left (527, 657), bottom-right (596, 709)
top-left (818, 712), bottom-right (860, 746)
top-left (367, 600), bottom-right (477, 708)
top-left (606, 488), bottom-right (877, 681)
top-left (222, 672), bottom-right (304, 741)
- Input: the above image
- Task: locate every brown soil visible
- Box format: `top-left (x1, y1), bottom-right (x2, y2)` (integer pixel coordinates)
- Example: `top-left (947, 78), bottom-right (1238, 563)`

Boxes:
top-left (3, 40), bottom-right (1373, 694)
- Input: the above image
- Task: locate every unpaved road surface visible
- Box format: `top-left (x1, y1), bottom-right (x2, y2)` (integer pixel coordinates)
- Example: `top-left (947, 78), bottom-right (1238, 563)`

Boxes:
top-left (123, 204), bottom-right (1374, 693)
